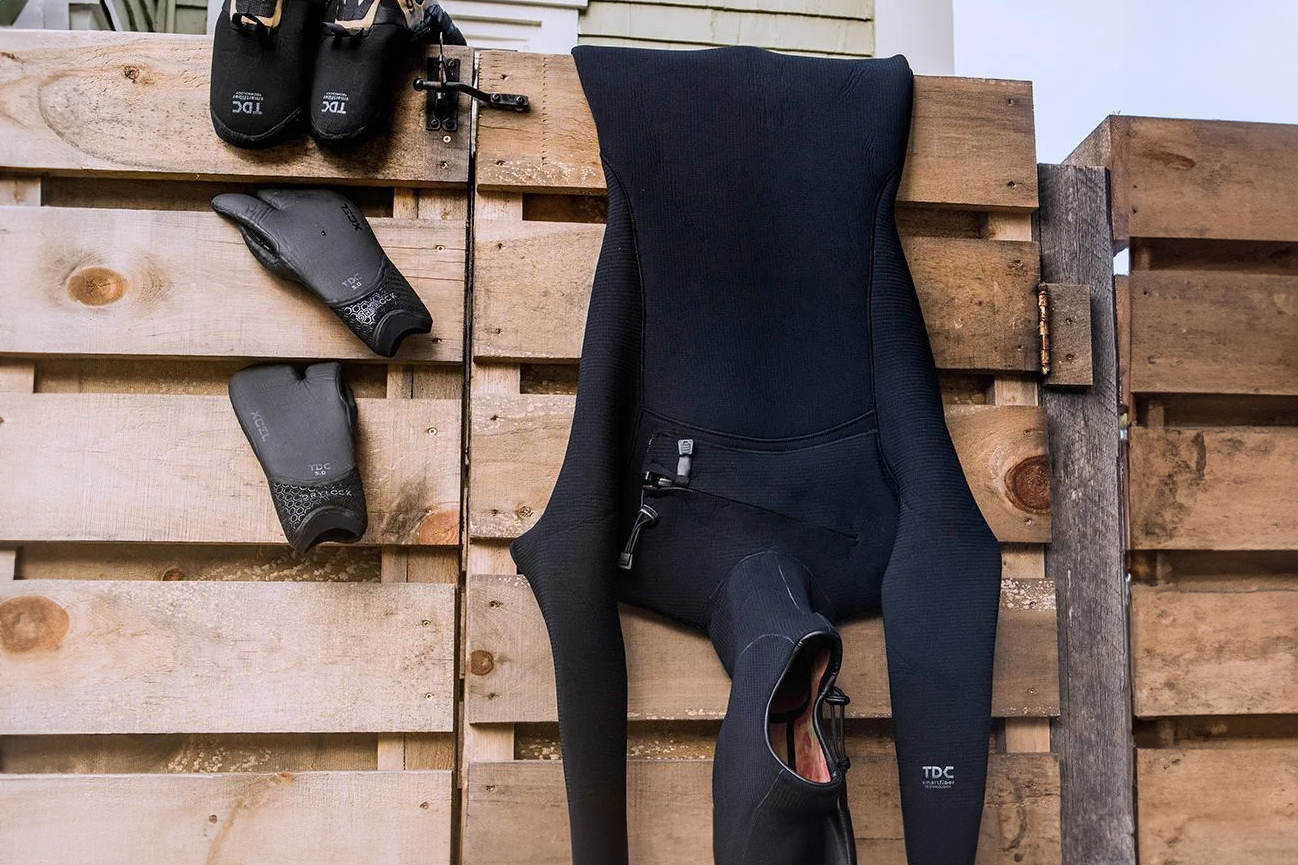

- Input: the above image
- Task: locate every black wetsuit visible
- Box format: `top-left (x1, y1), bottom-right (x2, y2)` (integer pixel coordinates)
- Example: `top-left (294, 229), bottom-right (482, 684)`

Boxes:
top-left (510, 45), bottom-right (1002, 865)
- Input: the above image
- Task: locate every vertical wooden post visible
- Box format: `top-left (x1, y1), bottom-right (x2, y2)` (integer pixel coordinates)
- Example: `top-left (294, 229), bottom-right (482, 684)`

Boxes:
top-left (1037, 163), bottom-right (1136, 865)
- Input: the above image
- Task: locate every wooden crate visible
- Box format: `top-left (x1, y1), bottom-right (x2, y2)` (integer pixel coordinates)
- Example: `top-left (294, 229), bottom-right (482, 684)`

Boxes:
top-left (0, 30), bottom-right (467, 865)
top-left (1070, 116), bottom-right (1298, 865)
top-left (464, 50), bottom-right (1069, 864)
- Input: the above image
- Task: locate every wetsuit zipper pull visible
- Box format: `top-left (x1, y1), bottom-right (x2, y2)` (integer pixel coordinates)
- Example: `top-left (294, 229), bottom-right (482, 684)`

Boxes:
top-left (825, 686), bottom-right (852, 772)
top-left (617, 498), bottom-right (659, 570)
top-left (676, 439), bottom-right (693, 486)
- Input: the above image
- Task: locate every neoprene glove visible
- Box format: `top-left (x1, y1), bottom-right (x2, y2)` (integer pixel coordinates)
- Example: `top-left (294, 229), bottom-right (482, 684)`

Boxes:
top-left (213, 188), bottom-right (433, 357)
top-left (230, 362), bottom-right (368, 553)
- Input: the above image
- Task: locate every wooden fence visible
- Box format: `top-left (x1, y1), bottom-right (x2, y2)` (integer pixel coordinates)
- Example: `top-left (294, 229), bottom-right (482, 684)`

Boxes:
top-left (0, 29), bottom-right (1126, 865)
top-left (1070, 116), bottom-right (1298, 865)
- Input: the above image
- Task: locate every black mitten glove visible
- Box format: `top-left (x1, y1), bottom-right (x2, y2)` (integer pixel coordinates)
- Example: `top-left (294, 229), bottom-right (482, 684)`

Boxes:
top-left (209, 0), bottom-right (318, 147)
top-left (212, 188), bottom-right (433, 357)
top-left (230, 362), bottom-right (368, 553)
top-left (311, 0), bottom-right (467, 141)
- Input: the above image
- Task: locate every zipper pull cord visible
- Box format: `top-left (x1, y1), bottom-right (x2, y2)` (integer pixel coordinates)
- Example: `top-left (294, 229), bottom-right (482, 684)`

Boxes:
top-left (617, 500), bottom-right (659, 570)
top-left (825, 686), bottom-right (851, 772)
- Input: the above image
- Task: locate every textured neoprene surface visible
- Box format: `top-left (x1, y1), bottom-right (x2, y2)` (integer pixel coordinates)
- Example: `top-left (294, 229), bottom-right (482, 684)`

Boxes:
top-left (229, 362), bottom-right (367, 553)
top-left (210, 0), bottom-right (317, 147)
top-left (509, 46), bottom-right (1003, 865)
top-left (212, 188), bottom-right (432, 357)
top-left (312, 0), bottom-right (466, 141)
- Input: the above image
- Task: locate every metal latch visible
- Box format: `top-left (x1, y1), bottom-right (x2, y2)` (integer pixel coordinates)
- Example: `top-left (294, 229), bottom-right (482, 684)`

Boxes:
top-left (412, 40), bottom-right (529, 132)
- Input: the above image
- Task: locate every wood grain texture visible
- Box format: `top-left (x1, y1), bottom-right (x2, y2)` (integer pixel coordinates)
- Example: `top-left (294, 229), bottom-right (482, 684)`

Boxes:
top-left (1130, 585), bottom-right (1298, 717)
top-left (1037, 164), bottom-right (1135, 865)
top-left (1121, 116), bottom-right (1298, 243)
top-left (0, 206), bottom-right (465, 362)
top-left (462, 755), bottom-right (1060, 865)
top-left (469, 395), bottom-right (1050, 542)
top-left (0, 580), bottom-right (455, 734)
top-left (474, 220), bottom-right (1042, 371)
top-left (0, 393), bottom-right (460, 545)
top-left (1128, 426), bottom-right (1298, 550)
top-left (465, 573), bottom-right (1058, 721)
top-left (1137, 748), bottom-right (1298, 865)
top-left (0, 770), bottom-right (452, 865)
top-left (0, 31), bottom-right (469, 185)
top-left (1128, 270), bottom-right (1298, 396)
top-left (475, 52), bottom-right (1037, 211)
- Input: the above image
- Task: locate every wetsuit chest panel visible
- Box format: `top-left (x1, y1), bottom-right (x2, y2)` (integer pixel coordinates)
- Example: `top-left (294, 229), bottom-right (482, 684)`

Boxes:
top-left (576, 47), bottom-right (913, 439)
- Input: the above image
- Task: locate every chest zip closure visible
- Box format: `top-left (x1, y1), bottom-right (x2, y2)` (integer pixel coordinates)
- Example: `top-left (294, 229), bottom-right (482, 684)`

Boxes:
top-left (618, 439), bottom-right (693, 570)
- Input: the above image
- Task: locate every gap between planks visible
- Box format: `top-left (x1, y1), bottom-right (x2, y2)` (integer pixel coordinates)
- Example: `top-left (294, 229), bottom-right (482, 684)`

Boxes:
top-left (988, 212), bottom-right (1052, 756)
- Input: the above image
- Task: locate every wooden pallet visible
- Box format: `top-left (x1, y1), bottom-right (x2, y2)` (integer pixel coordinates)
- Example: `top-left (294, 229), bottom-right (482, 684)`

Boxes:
top-left (464, 50), bottom-right (1067, 863)
top-left (1071, 116), bottom-right (1298, 865)
top-left (0, 30), bottom-right (469, 865)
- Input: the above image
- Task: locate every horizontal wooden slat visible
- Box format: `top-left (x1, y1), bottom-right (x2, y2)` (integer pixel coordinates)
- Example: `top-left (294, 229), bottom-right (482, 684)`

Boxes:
top-left (0, 770), bottom-right (452, 865)
top-left (0, 580), bottom-right (455, 734)
top-left (1137, 748), bottom-right (1298, 865)
top-left (463, 755), bottom-right (1060, 865)
top-left (0, 393), bottom-right (460, 545)
top-left (1130, 585), bottom-right (1298, 717)
top-left (1128, 426), bottom-right (1298, 550)
top-left (0, 206), bottom-right (465, 363)
top-left (470, 396), bottom-right (1050, 542)
top-left (474, 221), bottom-right (1041, 371)
top-left (1128, 270), bottom-right (1298, 396)
top-left (1118, 116), bottom-right (1298, 243)
top-left (0, 31), bottom-right (469, 185)
top-left (466, 573), bottom-right (1057, 722)
top-left (475, 52), bottom-right (1037, 211)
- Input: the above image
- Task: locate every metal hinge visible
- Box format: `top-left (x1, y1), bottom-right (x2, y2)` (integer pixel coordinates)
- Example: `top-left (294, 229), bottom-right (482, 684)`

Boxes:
top-left (1038, 282), bottom-right (1051, 377)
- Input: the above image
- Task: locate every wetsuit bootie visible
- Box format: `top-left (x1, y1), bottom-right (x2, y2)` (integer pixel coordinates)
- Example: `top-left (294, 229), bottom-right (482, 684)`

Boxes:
top-left (709, 552), bottom-right (856, 865)
top-left (310, 0), bottom-right (465, 142)
top-left (210, 0), bottom-right (317, 148)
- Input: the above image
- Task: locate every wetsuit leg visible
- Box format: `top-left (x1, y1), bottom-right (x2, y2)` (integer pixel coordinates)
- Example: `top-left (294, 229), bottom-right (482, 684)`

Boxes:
top-left (871, 178), bottom-right (1004, 864)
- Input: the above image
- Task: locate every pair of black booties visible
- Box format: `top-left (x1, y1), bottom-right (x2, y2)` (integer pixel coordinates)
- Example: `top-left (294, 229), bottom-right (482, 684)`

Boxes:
top-left (210, 0), bottom-right (465, 147)
top-left (220, 188), bottom-right (436, 553)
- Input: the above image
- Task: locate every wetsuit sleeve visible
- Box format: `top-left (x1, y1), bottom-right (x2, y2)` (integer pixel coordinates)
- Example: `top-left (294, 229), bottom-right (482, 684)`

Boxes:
top-left (870, 178), bottom-right (1004, 864)
top-left (508, 168), bottom-right (644, 865)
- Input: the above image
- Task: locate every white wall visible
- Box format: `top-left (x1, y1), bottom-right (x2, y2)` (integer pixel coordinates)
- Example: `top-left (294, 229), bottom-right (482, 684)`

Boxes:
top-left (875, 0), bottom-right (953, 73)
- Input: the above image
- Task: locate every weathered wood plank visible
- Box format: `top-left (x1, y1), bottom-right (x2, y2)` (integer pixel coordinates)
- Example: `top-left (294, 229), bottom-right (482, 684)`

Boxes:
top-left (476, 52), bottom-right (1037, 211)
top-left (1128, 270), bottom-right (1298, 396)
top-left (0, 580), bottom-right (455, 734)
top-left (474, 221), bottom-right (1041, 371)
top-left (1128, 426), bottom-right (1298, 550)
top-left (0, 770), bottom-right (452, 865)
top-left (465, 573), bottom-right (1057, 721)
top-left (0, 31), bottom-right (469, 185)
top-left (0, 393), bottom-right (460, 545)
top-left (462, 755), bottom-right (1060, 865)
top-left (1137, 748), bottom-right (1298, 865)
top-left (470, 396), bottom-right (1050, 542)
top-left (1037, 163), bottom-right (1135, 865)
top-left (1130, 585), bottom-right (1298, 717)
top-left (0, 206), bottom-right (465, 363)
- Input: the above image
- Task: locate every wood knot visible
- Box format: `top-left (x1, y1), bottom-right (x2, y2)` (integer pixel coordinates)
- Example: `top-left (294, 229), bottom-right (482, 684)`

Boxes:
top-left (66, 266), bottom-right (127, 306)
top-left (161, 568), bottom-right (185, 581)
top-left (0, 595), bottom-right (70, 656)
top-left (123, 66), bottom-right (140, 81)
top-left (469, 649), bottom-right (495, 676)
top-left (1006, 455), bottom-right (1050, 515)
